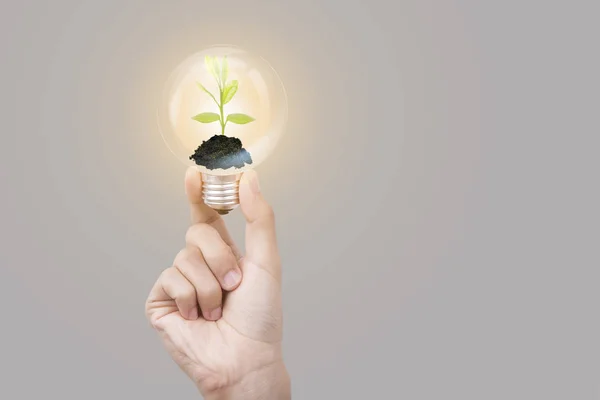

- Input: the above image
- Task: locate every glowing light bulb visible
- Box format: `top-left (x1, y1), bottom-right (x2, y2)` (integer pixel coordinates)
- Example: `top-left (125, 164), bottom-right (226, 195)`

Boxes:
top-left (158, 45), bottom-right (288, 214)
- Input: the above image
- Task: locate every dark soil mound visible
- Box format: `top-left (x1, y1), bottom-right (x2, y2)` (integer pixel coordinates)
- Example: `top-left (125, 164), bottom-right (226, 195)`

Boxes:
top-left (189, 135), bottom-right (253, 170)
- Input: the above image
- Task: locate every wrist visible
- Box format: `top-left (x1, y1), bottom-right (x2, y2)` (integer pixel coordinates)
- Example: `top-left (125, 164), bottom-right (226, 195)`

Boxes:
top-left (203, 362), bottom-right (290, 400)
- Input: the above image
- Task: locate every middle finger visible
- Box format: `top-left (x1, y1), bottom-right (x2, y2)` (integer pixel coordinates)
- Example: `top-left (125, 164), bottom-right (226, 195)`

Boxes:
top-left (185, 223), bottom-right (243, 291)
top-left (174, 247), bottom-right (223, 321)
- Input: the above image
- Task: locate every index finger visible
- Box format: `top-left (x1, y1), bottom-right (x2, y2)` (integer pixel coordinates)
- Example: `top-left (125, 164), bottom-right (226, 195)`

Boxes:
top-left (184, 167), bottom-right (241, 259)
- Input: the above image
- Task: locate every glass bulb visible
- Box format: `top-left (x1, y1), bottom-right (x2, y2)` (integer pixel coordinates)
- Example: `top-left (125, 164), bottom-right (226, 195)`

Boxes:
top-left (157, 45), bottom-right (288, 214)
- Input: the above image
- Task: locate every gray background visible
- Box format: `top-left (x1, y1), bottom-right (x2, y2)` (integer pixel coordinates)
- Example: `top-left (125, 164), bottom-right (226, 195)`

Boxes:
top-left (1, 0), bottom-right (598, 399)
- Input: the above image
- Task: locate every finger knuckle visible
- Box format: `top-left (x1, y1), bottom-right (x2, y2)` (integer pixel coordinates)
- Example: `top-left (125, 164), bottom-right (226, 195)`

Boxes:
top-left (174, 247), bottom-right (198, 267)
top-left (144, 300), bottom-right (153, 321)
top-left (214, 242), bottom-right (234, 261)
top-left (160, 268), bottom-right (192, 299)
top-left (146, 307), bottom-right (166, 331)
top-left (204, 251), bottom-right (235, 278)
top-left (148, 314), bottom-right (163, 331)
top-left (173, 285), bottom-right (196, 302)
top-left (185, 223), bottom-right (214, 243)
top-left (198, 282), bottom-right (222, 305)
top-left (263, 204), bottom-right (276, 222)
top-left (159, 266), bottom-right (174, 281)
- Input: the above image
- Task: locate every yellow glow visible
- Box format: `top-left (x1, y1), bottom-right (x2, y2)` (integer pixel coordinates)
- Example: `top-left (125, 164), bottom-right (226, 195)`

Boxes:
top-left (157, 45), bottom-right (288, 175)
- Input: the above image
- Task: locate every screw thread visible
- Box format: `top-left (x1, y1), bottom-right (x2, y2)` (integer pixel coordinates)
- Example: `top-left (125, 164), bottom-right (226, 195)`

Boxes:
top-left (201, 173), bottom-right (242, 215)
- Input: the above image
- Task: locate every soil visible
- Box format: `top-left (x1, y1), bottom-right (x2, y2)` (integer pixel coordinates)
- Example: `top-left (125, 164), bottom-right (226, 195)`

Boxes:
top-left (189, 135), bottom-right (253, 170)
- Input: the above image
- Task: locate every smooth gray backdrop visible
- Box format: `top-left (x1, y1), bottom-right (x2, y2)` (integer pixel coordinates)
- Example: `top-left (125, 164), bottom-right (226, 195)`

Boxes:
top-left (1, 0), bottom-right (598, 399)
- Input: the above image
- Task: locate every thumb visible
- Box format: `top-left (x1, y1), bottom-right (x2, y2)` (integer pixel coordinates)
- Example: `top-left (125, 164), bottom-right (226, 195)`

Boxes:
top-left (239, 169), bottom-right (281, 281)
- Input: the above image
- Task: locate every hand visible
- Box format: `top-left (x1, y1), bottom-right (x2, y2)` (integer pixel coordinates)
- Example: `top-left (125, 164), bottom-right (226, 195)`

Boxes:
top-left (145, 168), bottom-right (290, 399)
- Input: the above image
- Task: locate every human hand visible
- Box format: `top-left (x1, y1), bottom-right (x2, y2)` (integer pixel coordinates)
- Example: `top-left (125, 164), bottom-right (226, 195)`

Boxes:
top-left (145, 168), bottom-right (290, 399)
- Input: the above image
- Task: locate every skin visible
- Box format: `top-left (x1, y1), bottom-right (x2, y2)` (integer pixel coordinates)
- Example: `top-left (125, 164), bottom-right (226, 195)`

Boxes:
top-left (145, 168), bottom-right (290, 399)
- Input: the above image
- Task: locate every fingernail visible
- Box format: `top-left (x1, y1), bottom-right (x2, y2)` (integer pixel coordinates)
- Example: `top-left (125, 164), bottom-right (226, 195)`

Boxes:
top-left (210, 307), bottom-right (222, 320)
top-left (223, 269), bottom-right (241, 289)
top-left (189, 307), bottom-right (198, 320)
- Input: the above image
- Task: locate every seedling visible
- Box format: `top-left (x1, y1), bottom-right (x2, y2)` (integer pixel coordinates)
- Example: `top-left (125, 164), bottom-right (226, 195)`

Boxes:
top-left (192, 55), bottom-right (255, 135)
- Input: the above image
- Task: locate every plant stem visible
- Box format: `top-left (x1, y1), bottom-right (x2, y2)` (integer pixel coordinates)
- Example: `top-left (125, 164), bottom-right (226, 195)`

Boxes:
top-left (216, 66), bottom-right (226, 135)
top-left (219, 90), bottom-right (225, 135)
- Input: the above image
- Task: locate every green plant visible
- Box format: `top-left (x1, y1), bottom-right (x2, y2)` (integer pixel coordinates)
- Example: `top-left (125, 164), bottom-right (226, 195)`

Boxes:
top-left (192, 55), bottom-right (255, 135)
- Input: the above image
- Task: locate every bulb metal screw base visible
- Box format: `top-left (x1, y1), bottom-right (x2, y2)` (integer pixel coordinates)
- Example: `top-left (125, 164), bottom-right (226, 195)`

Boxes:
top-left (201, 173), bottom-right (242, 215)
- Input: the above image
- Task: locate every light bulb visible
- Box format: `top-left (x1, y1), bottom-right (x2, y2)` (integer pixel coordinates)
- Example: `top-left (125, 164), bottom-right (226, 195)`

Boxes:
top-left (158, 45), bottom-right (288, 214)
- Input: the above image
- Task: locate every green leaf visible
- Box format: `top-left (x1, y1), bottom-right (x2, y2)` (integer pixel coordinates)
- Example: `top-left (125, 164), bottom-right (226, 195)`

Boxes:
top-left (196, 82), bottom-right (219, 106)
top-left (222, 80), bottom-right (238, 104)
top-left (212, 57), bottom-right (222, 86)
top-left (204, 56), bottom-right (215, 78)
top-left (192, 112), bottom-right (220, 123)
top-left (221, 56), bottom-right (229, 85)
top-left (227, 113), bottom-right (255, 124)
